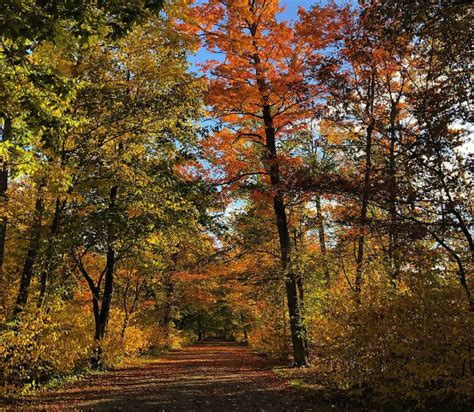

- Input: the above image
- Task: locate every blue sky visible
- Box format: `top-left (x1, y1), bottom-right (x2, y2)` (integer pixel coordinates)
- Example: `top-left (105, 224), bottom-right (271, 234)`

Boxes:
top-left (190, 0), bottom-right (347, 71)
top-left (279, 0), bottom-right (323, 21)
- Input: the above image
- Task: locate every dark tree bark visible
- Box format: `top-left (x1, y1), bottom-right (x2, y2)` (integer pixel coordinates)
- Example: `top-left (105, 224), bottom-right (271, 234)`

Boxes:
top-left (74, 254), bottom-right (102, 339)
top-left (432, 232), bottom-right (473, 312)
top-left (355, 72), bottom-right (375, 300)
top-left (0, 117), bottom-right (11, 273)
top-left (355, 126), bottom-right (373, 298)
top-left (266, 109), bottom-right (309, 365)
top-left (72, 184), bottom-right (118, 367)
top-left (38, 144), bottom-right (69, 307)
top-left (98, 185), bottom-right (118, 339)
top-left (248, 20), bottom-right (309, 366)
top-left (387, 99), bottom-right (401, 284)
top-left (120, 277), bottom-right (143, 339)
top-left (75, 257), bottom-right (102, 366)
top-left (197, 321), bottom-right (204, 341)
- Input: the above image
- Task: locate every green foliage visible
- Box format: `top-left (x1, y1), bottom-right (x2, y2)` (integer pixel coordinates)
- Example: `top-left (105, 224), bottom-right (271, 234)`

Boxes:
top-left (0, 0), bottom-right (209, 395)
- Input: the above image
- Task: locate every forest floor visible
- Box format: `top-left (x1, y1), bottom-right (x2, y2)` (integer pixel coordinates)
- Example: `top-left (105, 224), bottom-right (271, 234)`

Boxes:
top-left (8, 340), bottom-right (344, 411)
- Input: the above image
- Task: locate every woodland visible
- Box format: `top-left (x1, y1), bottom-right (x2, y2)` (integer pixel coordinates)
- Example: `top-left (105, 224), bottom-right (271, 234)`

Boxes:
top-left (0, 0), bottom-right (473, 408)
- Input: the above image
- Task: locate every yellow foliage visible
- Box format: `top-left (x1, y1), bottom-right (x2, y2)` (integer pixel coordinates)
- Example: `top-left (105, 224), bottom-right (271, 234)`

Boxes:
top-left (0, 303), bottom-right (93, 389)
top-left (305, 279), bottom-right (474, 404)
top-left (100, 309), bottom-right (152, 367)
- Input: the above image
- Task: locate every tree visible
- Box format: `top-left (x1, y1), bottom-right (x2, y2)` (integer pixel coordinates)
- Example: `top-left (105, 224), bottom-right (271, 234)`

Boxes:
top-left (358, 0), bottom-right (473, 308)
top-left (54, 14), bottom-right (204, 362)
top-left (1, 0), bottom-right (167, 319)
top-left (190, 0), bottom-right (346, 365)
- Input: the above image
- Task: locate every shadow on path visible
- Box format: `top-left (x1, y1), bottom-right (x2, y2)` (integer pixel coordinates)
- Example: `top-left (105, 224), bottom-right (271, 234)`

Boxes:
top-left (14, 341), bottom-right (332, 411)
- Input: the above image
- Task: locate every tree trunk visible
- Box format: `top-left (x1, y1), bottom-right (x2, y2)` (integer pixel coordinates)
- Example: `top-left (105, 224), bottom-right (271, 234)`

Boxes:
top-left (121, 279), bottom-right (131, 339)
top-left (121, 313), bottom-right (130, 339)
top-left (432, 233), bottom-right (473, 312)
top-left (92, 288), bottom-right (101, 340)
top-left (74, 253), bottom-right (105, 367)
top-left (355, 73), bottom-right (375, 300)
top-left (248, 19), bottom-right (309, 366)
top-left (162, 272), bottom-right (174, 342)
top-left (0, 117), bottom-right (11, 273)
top-left (91, 287), bottom-right (102, 368)
top-left (355, 124), bottom-right (373, 298)
top-left (264, 105), bottom-right (309, 366)
top-left (239, 312), bottom-right (249, 343)
top-left (99, 247), bottom-right (115, 338)
top-left (388, 102), bottom-right (400, 284)
top-left (13, 183), bottom-right (45, 319)
top-left (98, 185), bottom-right (118, 339)
top-left (89, 185), bottom-right (118, 367)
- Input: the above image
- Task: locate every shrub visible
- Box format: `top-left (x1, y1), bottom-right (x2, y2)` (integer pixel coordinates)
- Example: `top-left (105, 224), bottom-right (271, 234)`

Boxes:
top-left (306, 278), bottom-right (474, 405)
top-left (100, 309), bottom-right (152, 366)
top-left (0, 302), bottom-right (93, 390)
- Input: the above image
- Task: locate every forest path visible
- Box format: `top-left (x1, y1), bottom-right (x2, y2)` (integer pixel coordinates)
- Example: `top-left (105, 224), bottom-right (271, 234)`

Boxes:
top-left (16, 341), bottom-right (332, 411)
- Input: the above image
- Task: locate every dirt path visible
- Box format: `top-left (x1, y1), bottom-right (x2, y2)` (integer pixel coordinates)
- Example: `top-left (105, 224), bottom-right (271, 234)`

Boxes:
top-left (13, 341), bottom-right (332, 411)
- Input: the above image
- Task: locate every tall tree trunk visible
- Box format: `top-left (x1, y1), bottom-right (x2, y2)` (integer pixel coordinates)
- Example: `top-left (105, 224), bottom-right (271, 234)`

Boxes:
top-left (388, 102), bottom-right (400, 284)
top-left (355, 123), bottom-right (373, 298)
top-left (248, 23), bottom-right (309, 364)
top-left (91, 285), bottom-right (102, 368)
top-left (0, 117), bottom-right (11, 273)
top-left (121, 278), bottom-right (143, 339)
top-left (315, 195), bottom-right (330, 286)
top-left (13, 183), bottom-right (45, 319)
top-left (99, 247), bottom-right (115, 338)
top-left (73, 253), bottom-right (104, 367)
top-left (355, 72), bottom-right (375, 300)
top-left (92, 288), bottom-right (101, 340)
top-left (263, 104), bottom-right (309, 366)
top-left (98, 185), bottom-right (118, 340)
